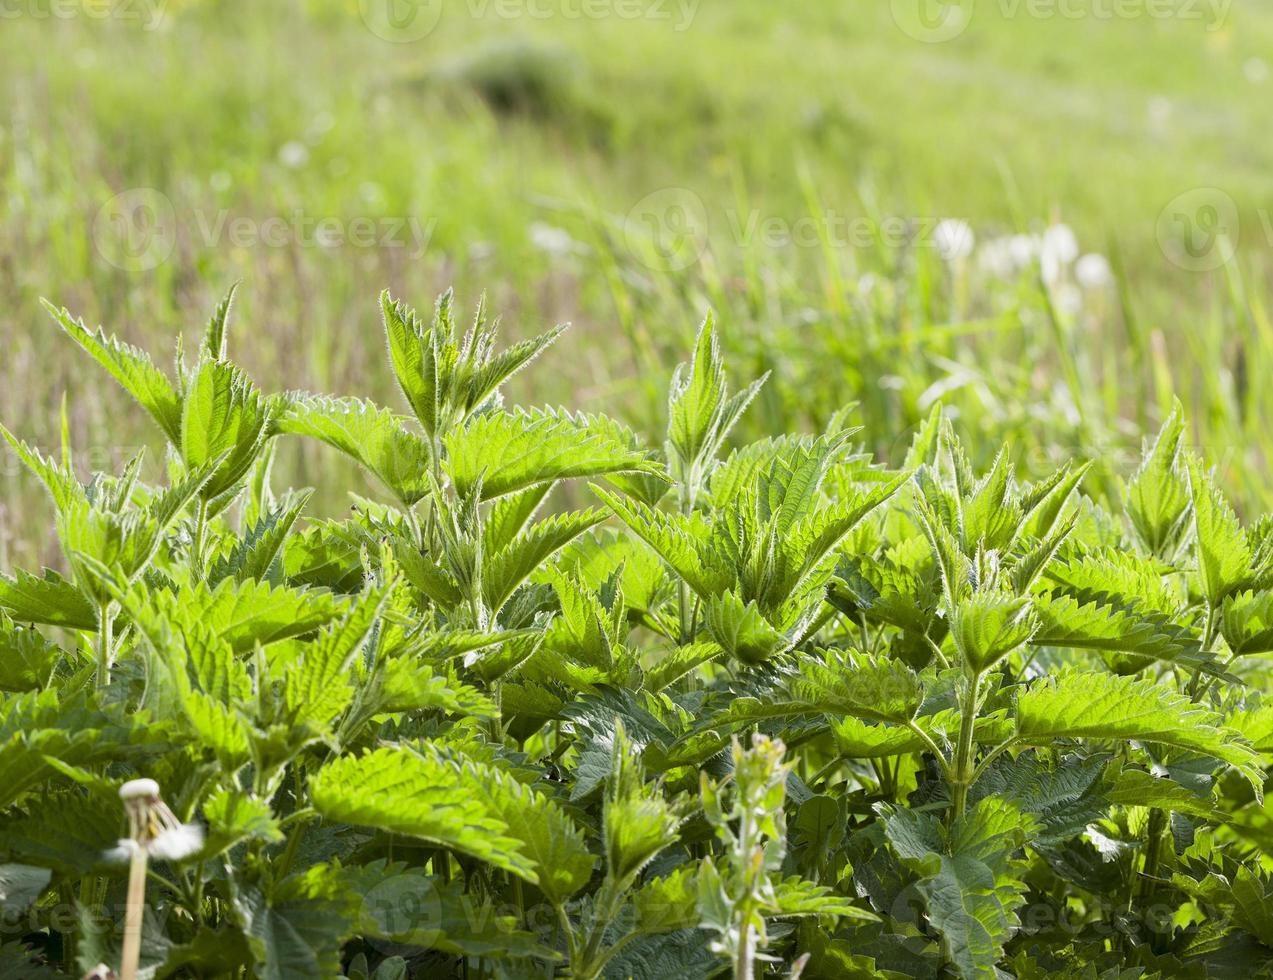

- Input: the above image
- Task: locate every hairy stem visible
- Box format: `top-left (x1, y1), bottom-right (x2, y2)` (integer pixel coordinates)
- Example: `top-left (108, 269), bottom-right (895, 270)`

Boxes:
top-left (950, 670), bottom-right (983, 821)
top-left (191, 497), bottom-right (210, 576)
top-left (95, 602), bottom-right (115, 689)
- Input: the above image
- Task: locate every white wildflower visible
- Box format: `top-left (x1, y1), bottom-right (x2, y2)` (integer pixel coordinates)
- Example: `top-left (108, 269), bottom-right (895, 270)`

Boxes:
top-left (529, 222), bottom-right (577, 257)
top-left (1074, 253), bottom-right (1113, 290)
top-left (1054, 284), bottom-right (1083, 317)
top-left (1008, 233), bottom-right (1038, 269)
top-left (1041, 224), bottom-right (1079, 265)
top-left (977, 237), bottom-right (1017, 280)
top-left (278, 140), bottom-right (309, 169)
top-left (1040, 224), bottom-right (1079, 283)
top-left (933, 219), bottom-right (975, 262)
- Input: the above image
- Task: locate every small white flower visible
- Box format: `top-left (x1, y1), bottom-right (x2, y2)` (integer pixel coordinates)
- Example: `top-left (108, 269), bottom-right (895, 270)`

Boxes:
top-left (1054, 284), bottom-right (1083, 317)
top-left (1074, 253), bottom-right (1113, 290)
top-left (1147, 96), bottom-right (1172, 128)
top-left (1041, 224), bottom-right (1079, 265)
top-left (1008, 233), bottom-right (1038, 269)
top-left (933, 219), bottom-right (975, 262)
top-left (529, 222), bottom-right (577, 257)
top-left (278, 140), bottom-right (309, 169)
top-left (1244, 58), bottom-right (1268, 84)
top-left (977, 237), bottom-right (1017, 280)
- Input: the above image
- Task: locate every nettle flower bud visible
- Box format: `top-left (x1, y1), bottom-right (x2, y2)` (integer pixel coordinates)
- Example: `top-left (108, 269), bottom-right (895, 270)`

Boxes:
top-left (115, 778), bottom-right (204, 862)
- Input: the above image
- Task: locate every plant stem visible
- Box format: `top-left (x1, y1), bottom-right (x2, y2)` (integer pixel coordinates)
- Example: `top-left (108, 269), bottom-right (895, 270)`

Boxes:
top-left (191, 497), bottom-right (210, 576)
top-left (95, 602), bottom-right (115, 689)
top-left (904, 720), bottom-right (951, 778)
top-left (119, 844), bottom-right (148, 980)
top-left (949, 670), bottom-right (982, 821)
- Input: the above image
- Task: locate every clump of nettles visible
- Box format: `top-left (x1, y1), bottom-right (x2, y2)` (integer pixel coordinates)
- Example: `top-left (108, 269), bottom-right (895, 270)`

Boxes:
top-left (1, 285), bottom-right (1272, 980)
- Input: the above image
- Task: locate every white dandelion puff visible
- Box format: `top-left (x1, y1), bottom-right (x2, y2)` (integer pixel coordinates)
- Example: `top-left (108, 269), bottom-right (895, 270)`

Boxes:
top-left (278, 140), bottom-right (309, 169)
top-left (933, 219), bottom-right (975, 262)
top-left (1074, 253), bottom-right (1113, 290)
top-left (529, 222), bottom-right (578, 257)
top-left (149, 824), bottom-right (205, 862)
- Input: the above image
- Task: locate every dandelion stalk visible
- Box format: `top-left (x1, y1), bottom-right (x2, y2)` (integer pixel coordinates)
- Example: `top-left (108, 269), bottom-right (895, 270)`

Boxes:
top-left (115, 779), bottom-right (204, 980)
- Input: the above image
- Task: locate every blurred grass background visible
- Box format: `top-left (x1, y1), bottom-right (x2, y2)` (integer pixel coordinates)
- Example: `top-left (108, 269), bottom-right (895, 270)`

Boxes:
top-left (2, 0), bottom-right (1272, 565)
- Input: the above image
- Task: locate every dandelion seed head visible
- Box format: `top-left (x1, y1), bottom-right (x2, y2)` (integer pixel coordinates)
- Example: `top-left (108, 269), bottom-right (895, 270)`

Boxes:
top-left (1075, 253), bottom-right (1113, 290)
top-left (119, 778), bottom-right (160, 802)
top-left (933, 219), bottom-right (975, 262)
top-left (149, 823), bottom-right (205, 862)
top-left (278, 140), bottom-right (310, 169)
top-left (529, 222), bottom-right (577, 257)
top-left (103, 838), bottom-right (141, 865)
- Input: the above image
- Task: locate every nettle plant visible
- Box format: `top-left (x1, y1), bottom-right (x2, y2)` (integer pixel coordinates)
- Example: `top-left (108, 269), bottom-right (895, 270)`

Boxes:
top-left (2, 288), bottom-right (1273, 980)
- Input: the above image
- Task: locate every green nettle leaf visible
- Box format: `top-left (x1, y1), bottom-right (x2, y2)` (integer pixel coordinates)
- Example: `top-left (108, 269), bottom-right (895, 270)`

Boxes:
top-left (275, 395), bottom-right (435, 505)
top-left (0, 616), bottom-right (63, 691)
top-left (382, 289), bottom-right (565, 440)
top-left (703, 591), bottom-right (788, 663)
top-left (460, 755), bottom-right (596, 903)
top-left (603, 723), bottom-right (685, 887)
top-left (880, 797), bottom-right (1034, 980)
top-left (1030, 589), bottom-right (1203, 666)
top-left (311, 748), bottom-right (535, 876)
top-left (134, 576), bottom-right (347, 654)
top-left (1125, 401), bottom-right (1191, 556)
top-left (310, 745), bottom-right (592, 893)
top-left (666, 314), bottom-right (766, 479)
top-left (207, 488), bottom-right (313, 586)
top-left (44, 300), bottom-right (184, 444)
top-left (234, 873), bottom-right (353, 980)
top-left (1015, 669), bottom-right (1262, 793)
top-left (1220, 589), bottom-right (1273, 656)
top-left (446, 407), bottom-right (661, 500)
top-left (727, 650), bottom-right (923, 726)
top-left (591, 486), bottom-right (731, 598)
top-left (1187, 458), bottom-right (1253, 605)
top-left (950, 592), bottom-right (1037, 671)
top-left (0, 424), bottom-right (86, 514)
top-left (0, 863), bottom-right (52, 916)
top-left (0, 568), bottom-right (97, 630)
top-left (201, 281), bottom-right (240, 361)
top-left (181, 358), bottom-right (273, 503)
top-left (482, 508), bottom-right (608, 615)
